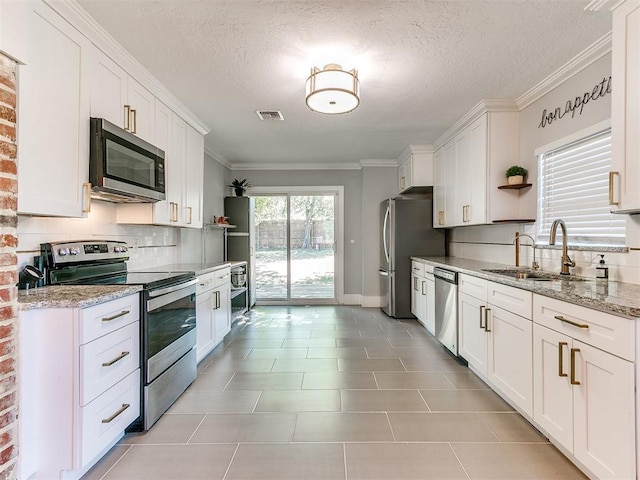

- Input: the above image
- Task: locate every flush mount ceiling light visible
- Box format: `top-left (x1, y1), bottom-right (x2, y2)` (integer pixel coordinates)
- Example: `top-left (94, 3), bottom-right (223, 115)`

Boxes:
top-left (305, 63), bottom-right (360, 115)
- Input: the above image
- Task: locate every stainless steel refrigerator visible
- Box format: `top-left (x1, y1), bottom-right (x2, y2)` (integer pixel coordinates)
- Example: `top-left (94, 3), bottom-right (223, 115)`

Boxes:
top-left (379, 197), bottom-right (445, 318)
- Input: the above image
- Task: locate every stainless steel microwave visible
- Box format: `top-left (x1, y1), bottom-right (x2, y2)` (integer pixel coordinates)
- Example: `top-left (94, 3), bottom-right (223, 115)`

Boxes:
top-left (89, 117), bottom-right (166, 203)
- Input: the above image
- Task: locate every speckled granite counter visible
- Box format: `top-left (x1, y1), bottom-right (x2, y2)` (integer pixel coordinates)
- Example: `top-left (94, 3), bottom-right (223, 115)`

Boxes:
top-left (412, 256), bottom-right (640, 319)
top-left (18, 285), bottom-right (142, 311)
top-left (132, 261), bottom-right (245, 276)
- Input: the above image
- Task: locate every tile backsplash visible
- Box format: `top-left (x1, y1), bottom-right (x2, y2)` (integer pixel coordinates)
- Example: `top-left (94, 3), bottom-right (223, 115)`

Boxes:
top-left (449, 220), bottom-right (640, 285)
top-left (17, 201), bottom-right (184, 271)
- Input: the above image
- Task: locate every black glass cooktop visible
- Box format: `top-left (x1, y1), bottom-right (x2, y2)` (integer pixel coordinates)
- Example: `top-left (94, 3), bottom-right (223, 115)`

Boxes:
top-left (77, 271), bottom-right (194, 290)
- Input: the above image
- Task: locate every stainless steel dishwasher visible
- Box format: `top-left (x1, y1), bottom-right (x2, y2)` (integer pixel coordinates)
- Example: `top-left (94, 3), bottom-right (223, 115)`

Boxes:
top-left (434, 267), bottom-right (458, 356)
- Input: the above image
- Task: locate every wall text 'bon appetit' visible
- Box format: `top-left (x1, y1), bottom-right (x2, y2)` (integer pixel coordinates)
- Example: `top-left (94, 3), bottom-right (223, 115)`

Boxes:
top-left (538, 76), bottom-right (612, 128)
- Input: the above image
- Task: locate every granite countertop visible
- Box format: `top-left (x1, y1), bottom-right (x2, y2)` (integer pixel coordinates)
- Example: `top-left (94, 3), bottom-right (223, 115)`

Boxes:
top-left (18, 285), bottom-right (142, 311)
top-left (412, 256), bottom-right (640, 319)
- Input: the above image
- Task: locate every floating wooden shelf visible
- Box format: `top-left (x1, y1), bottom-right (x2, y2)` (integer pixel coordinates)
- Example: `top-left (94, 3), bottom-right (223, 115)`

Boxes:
top-left (492, 219), bottom-right (536, 224)
top-left (498, 183), bottom-right (532, 190)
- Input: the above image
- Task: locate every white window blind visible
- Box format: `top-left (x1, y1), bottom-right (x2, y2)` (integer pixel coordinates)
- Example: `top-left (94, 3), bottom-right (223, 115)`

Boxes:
top-left (537, 129), bottom-right (625, 245)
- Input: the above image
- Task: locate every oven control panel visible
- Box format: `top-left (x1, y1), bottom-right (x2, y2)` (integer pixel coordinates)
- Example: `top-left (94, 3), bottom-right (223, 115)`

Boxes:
top-left (41, 240), bottom-right (130, 265)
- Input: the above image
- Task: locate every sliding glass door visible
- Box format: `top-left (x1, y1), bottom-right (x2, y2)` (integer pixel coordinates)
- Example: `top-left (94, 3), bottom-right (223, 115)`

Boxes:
top-left (254, 192), bottom-right (336, 302)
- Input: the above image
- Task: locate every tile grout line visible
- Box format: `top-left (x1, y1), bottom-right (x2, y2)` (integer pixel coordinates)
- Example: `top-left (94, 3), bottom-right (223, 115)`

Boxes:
top-left (448, 442), bottom-right (473, 480)
top-left (97, 444), bottom-right (133, 480)
top-left (220, 443), bottom-right (241, 480)
top-left (185, 414), bottom-right (209, 444)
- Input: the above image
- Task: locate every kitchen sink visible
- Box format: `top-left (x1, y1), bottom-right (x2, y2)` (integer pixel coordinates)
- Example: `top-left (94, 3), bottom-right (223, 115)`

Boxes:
top-left (481, 268), bottom-right (587, 281)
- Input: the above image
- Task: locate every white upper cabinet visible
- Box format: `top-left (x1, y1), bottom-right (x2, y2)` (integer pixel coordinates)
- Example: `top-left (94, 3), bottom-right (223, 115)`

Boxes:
top-left (610, 0), bottom-right (640, 212)
top-left (16, 0), bottom-right (91, 217)
top-left (89, 48), bottom-right (155, 144)
top-left (185, 124), bottom-right (204, 228)
top-left (433, 102), bottom-right (521, 228)
top-left (397, 146), bottom-right (433, 193)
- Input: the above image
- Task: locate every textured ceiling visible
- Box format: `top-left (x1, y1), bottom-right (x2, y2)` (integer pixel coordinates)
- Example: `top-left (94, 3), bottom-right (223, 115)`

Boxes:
top-left (76, 0), bottom-right (612, 166)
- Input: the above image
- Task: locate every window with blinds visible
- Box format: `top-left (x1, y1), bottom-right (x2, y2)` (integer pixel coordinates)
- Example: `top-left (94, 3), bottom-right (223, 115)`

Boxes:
top-left (537, 128), bottom-right (625, 246)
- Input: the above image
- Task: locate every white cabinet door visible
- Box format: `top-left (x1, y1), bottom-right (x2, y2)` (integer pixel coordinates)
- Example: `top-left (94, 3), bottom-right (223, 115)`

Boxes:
top-left (89, 48), bottom-right (128, 127)
top-left (425, 276), bottom-right (435, 336)
top-left (214, 282), bottom-right (232, 345)
top-left (611, 1), bottom-right (640, 211)
top-left (170, 115), bottom-right (187, 225)
top-left (151, 99), bottom-right (173, 225)
top-left (533, 324), bottom-right (574, 451)
top-left (452, 129), bottom-right (468, 225)
top-left (196, 289), bottom-right (215, 363)
top-left (398, 159), bottom-right (409, 192)
top-left (411, 273), bottom-right (420, 318)
top-left (487, 305), bottom-right (532, 416)
top-left (127, 77), bottom-right (155, 144)
top-left (458, 292), bottom-right (488, 378)
top-left (573, 340), bottom-right (635, 480)
top-left (466, 115), bottom-right (488, 225)
top-left (533, 323), bottom-right (636, 479)
top-left (418, 277), bottom-right (428, 327)
top-left (17, 1), bottom-right (90, 217)
top-left (433, 148), bottom-right (445, 228)
top-left (442, 141), bottom-right (457, 227)
top-left (185, 124), bottom-right (204, 228)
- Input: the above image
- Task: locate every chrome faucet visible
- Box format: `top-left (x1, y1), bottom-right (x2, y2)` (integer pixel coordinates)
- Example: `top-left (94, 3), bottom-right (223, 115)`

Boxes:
top-left (549, 219), bottom-right (575, 275)
top-left (514, 233), bottom-right (539, 270)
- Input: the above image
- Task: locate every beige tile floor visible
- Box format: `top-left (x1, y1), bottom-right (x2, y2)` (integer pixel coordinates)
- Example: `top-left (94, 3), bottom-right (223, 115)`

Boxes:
top-left (83, 306), bottom-right (587, 480)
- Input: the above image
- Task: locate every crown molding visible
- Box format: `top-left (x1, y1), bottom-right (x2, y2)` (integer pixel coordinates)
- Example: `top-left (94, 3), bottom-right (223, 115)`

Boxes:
top-left (50, 0), bottom-right (210, 135)
top-left (230, 162), bottom-right (362, 171)
top-left (434, 100), bottom-right (518, 149)
top-left (359, 159), bottom-right (398, 168)
top-left (398, 144), bottom-right (434, 161)
top-left (204, 146), bottom-right (231, 169)
top-left (515, 32), bottom-right (612, 110)
top-left (584, 0), bottom-right (626, 11)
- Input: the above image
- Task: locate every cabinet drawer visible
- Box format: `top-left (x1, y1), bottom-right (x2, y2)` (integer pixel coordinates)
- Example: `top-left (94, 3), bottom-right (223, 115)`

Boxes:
top-left (80, 322), bottom-right (140, 406)
top-left (459, 274), bottom-right (487, 300)
top-left (488, 282), bottom-right (532, 319)
top-left (213, 267), bottom-right (231, 288)
top-left (411, 261), bottom-right (425, 277)
top-left (79, 294), bottom-right (140, 345)
top-left (196, 272), bottom-right (216, 295)
top-left (79, 369), bottom-right (140, 469)
top-left (533, 294), bottom-right (635, 361)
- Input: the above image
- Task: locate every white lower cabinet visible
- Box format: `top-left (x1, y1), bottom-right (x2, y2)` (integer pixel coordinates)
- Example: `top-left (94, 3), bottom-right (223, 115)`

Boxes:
top-left (458, 274), bottom-right (533, 416)
top-left (411, 262), bottom-right (435, 335)
top-left (196, 267), bottom-right (231, 362)
top-left (20, 294), bottom-right (141, 480)
top-left (424, 271), bottom-right (435, 335)
top-left (533, 294), bottom-right (636, 480)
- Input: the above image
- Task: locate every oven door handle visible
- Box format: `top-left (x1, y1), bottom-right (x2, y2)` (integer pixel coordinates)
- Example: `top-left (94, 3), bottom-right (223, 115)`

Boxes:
top-left (147, 280), bottom-right (197, 311)
top-left (148, 278), bottom-right (198, 298)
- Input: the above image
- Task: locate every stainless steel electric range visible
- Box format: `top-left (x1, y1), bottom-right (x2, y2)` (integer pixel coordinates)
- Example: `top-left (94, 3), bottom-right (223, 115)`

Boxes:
top-left (40, 240), bottom-right (197, 431)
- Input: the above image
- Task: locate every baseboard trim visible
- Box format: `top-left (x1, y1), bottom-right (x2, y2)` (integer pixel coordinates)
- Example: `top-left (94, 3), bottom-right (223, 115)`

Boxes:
top-left (361, 296), bottom-right (383, 308)
top-left (341, 294), bottom-right (362, 305)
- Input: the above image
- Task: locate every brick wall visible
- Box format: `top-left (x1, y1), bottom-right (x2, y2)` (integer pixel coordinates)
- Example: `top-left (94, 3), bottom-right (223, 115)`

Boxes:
top-left (0, 53), bottom-right (19, 480)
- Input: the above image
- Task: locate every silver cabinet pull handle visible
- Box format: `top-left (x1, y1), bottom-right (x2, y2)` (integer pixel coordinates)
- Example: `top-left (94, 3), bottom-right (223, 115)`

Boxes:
top-left (554, 315), bottom-right (589, 329)
top-left (609, 171), bottom-right (619, 206)
top-left (82, 182), bottom-right (92, 213)
top-left (102, 310), bottom-right (130, 322)
top-left (484, 308), bottom-right (491, 332)
top-left (479, 305), bottom-right (486, 329)
top-left (131, 109), bottom-right (137, 134)
top-left (102, 403), bottom-right (130, 423)
top-left (102, 351), bottom-right (130, 367)
top-left (124, 105), bottom-right (131, 131)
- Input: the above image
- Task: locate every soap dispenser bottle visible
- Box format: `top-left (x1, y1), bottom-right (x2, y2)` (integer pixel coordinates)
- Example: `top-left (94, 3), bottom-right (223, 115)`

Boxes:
top-left (596, 254), bottom-right (608, 279)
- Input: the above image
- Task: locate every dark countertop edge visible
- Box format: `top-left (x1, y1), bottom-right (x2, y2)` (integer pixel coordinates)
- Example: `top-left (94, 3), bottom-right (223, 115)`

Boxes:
top-left (19, 285), bottom-right (143, 311)
top-left (411, 256), bottom-right (640, 319)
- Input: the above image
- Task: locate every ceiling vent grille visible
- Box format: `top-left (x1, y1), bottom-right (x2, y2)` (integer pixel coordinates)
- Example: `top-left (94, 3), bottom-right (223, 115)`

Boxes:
top-left (256, 110), bottom-right (284, 121)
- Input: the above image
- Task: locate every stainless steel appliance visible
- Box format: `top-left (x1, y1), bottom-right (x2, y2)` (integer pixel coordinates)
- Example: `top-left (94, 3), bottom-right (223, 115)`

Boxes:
top-left (40, 240), bottom-right (197, 431)
top-left (89, 118), bottom-right (166, 203)
top-left (434, 267), bottom-right (458, 355)
top-left (379, 196), bottom-right (445, 318)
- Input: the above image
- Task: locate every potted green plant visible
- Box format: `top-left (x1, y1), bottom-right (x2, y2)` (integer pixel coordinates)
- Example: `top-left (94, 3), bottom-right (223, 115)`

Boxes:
top-left (229, 178), bottom-right (251, 196)
top-left (505, 165), bottom-right (528, 185)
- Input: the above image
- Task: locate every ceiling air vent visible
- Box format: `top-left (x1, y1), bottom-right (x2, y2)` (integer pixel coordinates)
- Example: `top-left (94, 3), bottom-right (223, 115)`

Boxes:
top-left (256, 110), bottom-right (284, 121)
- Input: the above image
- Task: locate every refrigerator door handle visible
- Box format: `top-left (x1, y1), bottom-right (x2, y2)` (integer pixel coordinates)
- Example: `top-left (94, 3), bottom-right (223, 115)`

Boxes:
top-left (383, 205), bottom-right (390, 265)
